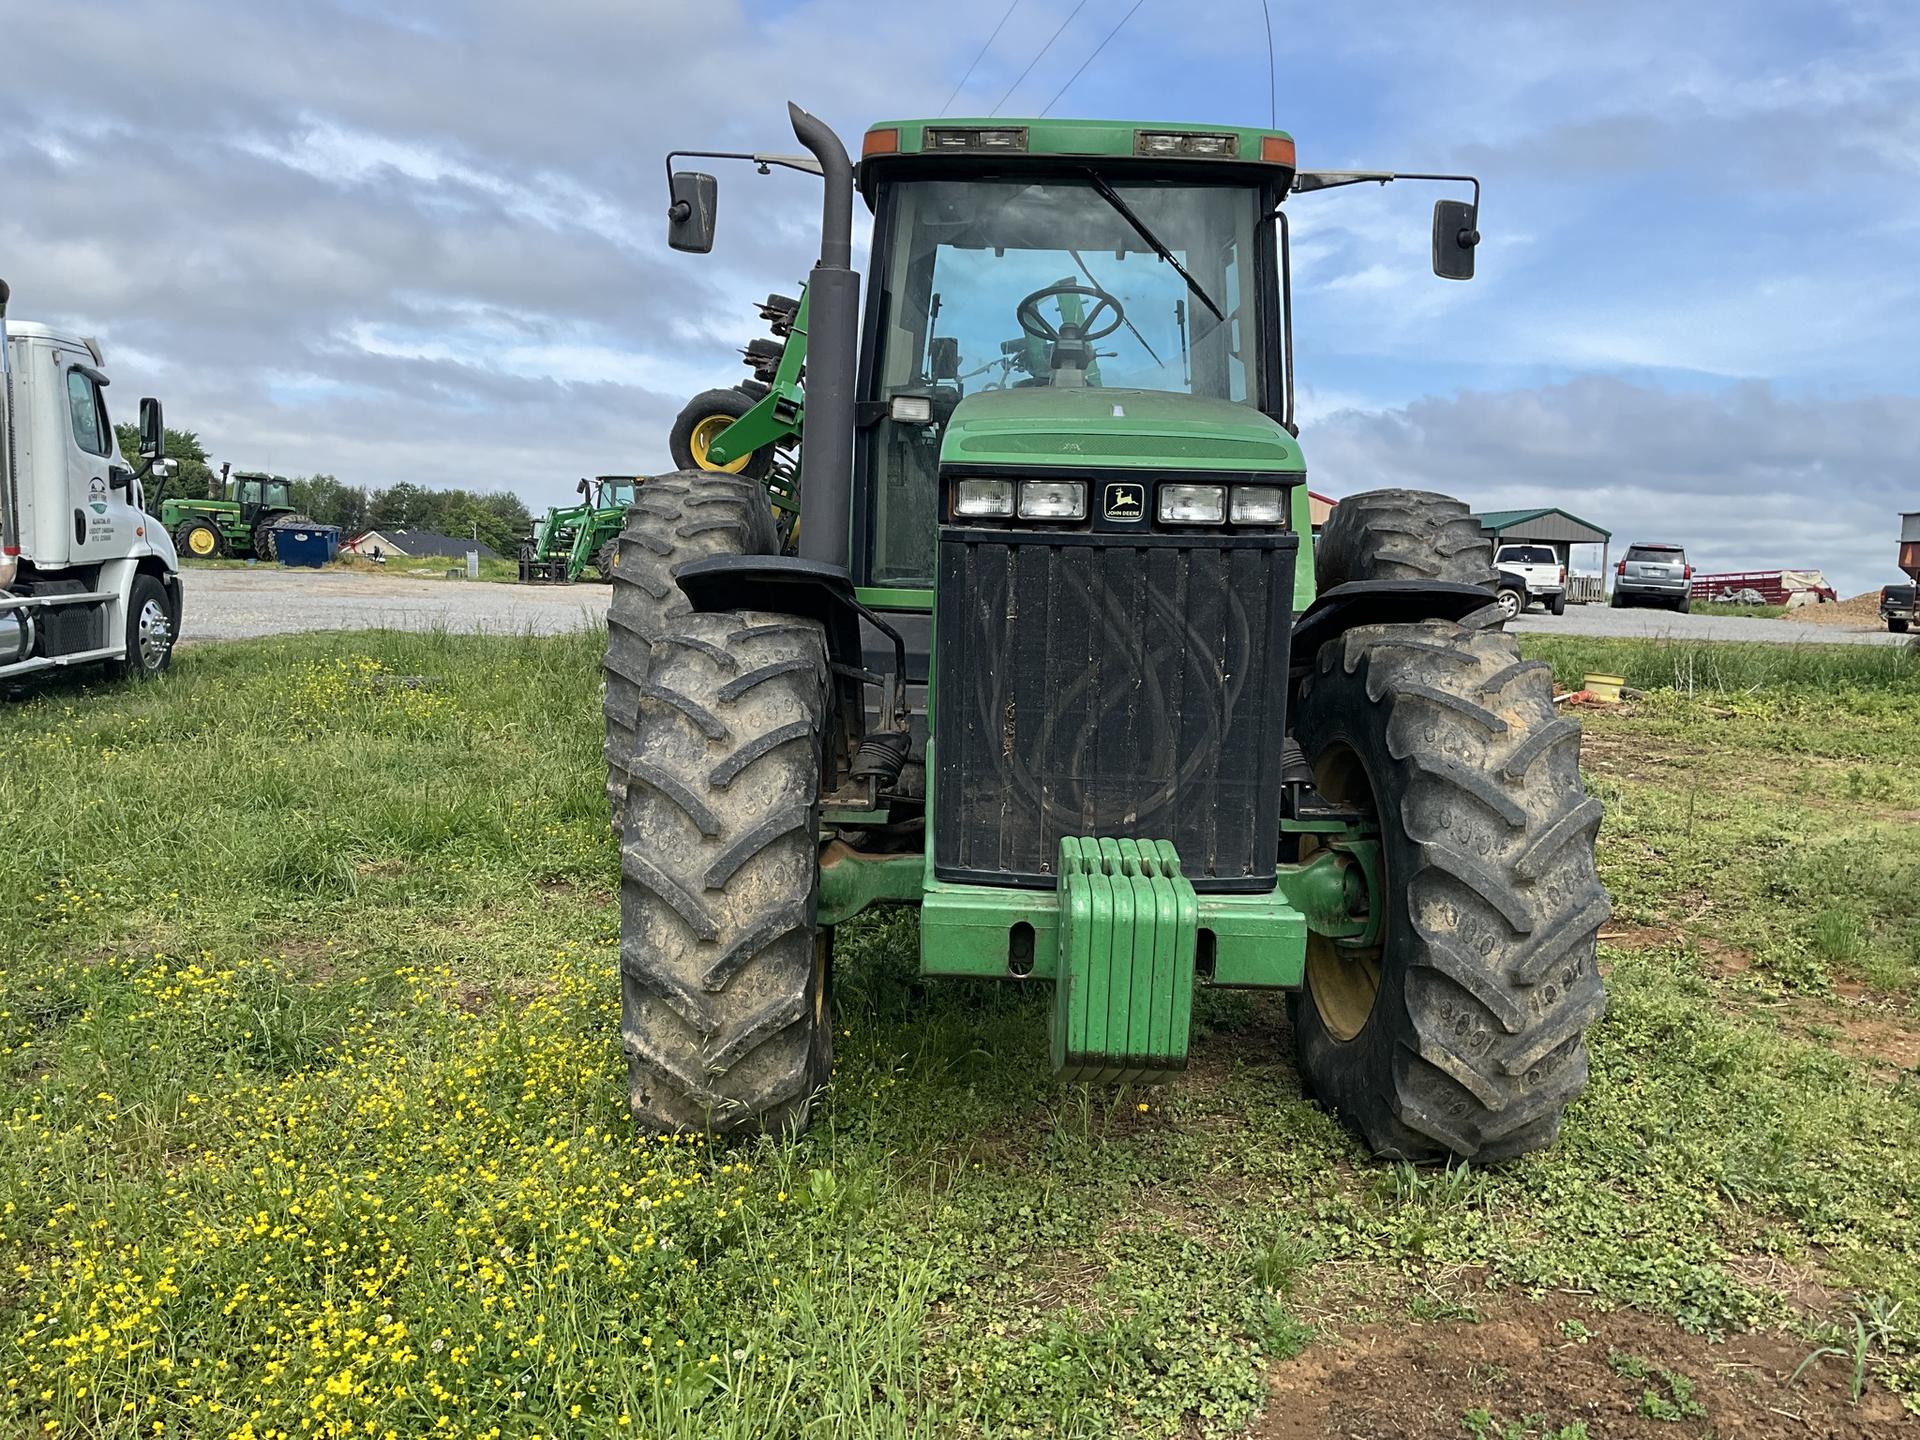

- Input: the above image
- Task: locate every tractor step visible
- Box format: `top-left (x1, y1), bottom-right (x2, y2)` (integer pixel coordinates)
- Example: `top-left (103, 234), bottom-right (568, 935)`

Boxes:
top-left (1052, 838), bottom-right (1198, 1084)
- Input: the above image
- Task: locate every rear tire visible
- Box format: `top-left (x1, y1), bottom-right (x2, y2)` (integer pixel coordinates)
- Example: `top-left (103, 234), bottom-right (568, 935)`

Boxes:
top-left (1675, 596), bottom-right (1692, 614)
top-left (604, 471), bottom-right (778, 821)
top-left (1891, 619), bottom-right (1910, 634)
top-left (1290, 616), bottom-right (1610, 1161)
top-left (1496, 587), bottom-right (1522, 622)
top-left (670, 387), bottom-right (773, 481)
top-left (1316, 489), bottom-right (1498, 591)
top-left (1549, 590), bottom-right (1567, 616)
top-left (619, 609), bottom-right (833, 1135)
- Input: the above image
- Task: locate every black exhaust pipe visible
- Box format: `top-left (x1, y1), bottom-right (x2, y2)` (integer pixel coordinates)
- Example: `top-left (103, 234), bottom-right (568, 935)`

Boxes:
top-left (786, 103), bottom-right (857, 571)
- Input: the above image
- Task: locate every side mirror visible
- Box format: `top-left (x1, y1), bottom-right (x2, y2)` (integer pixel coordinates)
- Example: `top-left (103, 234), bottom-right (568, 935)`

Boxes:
top-left (1432, 199), bottom-right (1479, 281)
top-left (929, 337), bottom-right (961, 382)
top-left (667, 171), bottom-right (718, 253)
top-left (138, 397), bottom-right (166, 461)
top-left (576, 478), bottom-right (590, 496)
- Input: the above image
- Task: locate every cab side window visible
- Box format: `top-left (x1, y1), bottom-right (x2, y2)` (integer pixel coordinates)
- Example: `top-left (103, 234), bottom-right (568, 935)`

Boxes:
top-left (66, 369), bottom-right (110, 457)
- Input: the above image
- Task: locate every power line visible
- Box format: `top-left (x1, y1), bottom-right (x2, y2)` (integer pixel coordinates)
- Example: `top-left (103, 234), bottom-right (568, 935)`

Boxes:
top-left (1258, 0), bottom-right (1276, 128)
top-left (941, 0), bottom-right (1021, 117)
top-left (1039, 0), bottom-right (1148, 117)
top-left (988, 0), bottom-right (1089, 117)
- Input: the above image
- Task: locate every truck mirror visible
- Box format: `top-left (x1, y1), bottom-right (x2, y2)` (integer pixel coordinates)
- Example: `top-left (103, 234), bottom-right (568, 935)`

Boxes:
top-left (138, 397), bottom-right (166, 461)
top-left (667, 171), bottom-right (718, 253)
top-left (577, 478), bottom-right (590, 496)
top-left (1432, 199), bottom-right (1479, 281)
top-left (929, 337), bottom-right (961, 382)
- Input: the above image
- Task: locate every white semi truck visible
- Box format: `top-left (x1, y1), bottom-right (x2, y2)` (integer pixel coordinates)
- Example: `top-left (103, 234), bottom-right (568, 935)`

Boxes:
top-left (0, 279), bottom-right (183, 683)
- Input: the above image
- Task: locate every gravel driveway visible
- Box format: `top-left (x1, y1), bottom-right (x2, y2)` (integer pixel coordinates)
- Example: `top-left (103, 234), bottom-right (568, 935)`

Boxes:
top-left (176, 568), bottom-right (1908, 650)
top-left (177, 567), bottom-right (607, 645)
top-left (1509, 602), bottom-right (1908, 646)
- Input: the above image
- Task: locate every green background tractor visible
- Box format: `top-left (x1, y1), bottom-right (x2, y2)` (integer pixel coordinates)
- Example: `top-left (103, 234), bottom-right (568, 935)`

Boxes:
top-left (159, 466), bottom-right (314, 561)
top-left (520, 475), bottom-right (639, 583)
top-left (605, 107), bottom-right (1609, 1163)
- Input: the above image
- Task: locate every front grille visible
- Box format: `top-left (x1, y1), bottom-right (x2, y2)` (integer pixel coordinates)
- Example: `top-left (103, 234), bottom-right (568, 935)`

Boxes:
top-left (933, 529), bottom-right (1297, 890)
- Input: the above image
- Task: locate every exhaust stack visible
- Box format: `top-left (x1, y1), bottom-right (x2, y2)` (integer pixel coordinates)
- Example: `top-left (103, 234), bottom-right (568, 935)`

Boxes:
top-left (786, 103), bottom-right (857, 571)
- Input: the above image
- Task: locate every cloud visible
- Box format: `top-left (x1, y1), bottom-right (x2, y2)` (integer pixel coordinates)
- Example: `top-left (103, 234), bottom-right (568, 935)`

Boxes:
top-left (1308, 376), bottom-right (1919, 594)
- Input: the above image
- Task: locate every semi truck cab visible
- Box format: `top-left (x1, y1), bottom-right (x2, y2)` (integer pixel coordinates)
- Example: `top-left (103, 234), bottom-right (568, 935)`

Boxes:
top-left (0, 280), bottom-right (183, 683)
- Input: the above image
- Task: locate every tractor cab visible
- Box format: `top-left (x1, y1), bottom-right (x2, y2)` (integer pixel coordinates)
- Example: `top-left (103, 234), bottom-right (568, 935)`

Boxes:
top-left (852, 123), bottom-right (1291, 590)
top-left (231, 472), bottom-right (293, 524)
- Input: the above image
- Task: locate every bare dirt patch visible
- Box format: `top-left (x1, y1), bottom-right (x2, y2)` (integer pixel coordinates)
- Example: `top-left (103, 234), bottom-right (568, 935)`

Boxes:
top-left (1254, 1293), bottom-right (1908, 1438)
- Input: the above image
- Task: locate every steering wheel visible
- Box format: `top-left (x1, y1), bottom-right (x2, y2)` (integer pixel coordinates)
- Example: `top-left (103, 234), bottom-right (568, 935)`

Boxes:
top-left (1016, 283), bottom-right (1126, 344)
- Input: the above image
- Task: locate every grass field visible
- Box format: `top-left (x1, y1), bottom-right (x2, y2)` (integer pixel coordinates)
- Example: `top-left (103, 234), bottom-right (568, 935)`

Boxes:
top-left (3, 631), bottom-right (1918, 1438)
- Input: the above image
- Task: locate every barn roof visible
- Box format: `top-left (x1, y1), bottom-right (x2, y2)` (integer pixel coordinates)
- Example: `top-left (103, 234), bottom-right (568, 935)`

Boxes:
top-left (1474, 507), bottom-right (1611, 545)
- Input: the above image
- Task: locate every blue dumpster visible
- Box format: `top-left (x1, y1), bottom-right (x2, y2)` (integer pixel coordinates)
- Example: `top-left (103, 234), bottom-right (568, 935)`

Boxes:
top-left (274, 524), bottom-right (341, 568)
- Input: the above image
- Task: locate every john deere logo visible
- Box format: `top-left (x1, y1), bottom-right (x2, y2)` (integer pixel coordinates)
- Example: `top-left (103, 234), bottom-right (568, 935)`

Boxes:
top-left (1103, 482), bottom-right (1144, 522)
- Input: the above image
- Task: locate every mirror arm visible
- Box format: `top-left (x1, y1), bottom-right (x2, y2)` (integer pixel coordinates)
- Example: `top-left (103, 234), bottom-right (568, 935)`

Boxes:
top-left (664, 149), bottom-right (825, 217)
top-left (1289, 170), bottom-right (1480, 214)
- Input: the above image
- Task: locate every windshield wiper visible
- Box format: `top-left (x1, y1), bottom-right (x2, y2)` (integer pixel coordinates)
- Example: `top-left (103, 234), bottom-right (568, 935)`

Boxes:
top-left (1083, 170), bottom-right (1225, 324)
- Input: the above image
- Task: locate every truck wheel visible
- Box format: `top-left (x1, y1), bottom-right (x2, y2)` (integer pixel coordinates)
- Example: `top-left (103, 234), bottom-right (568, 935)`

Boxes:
top-left (107, 574), bottom-right (177, 682)
top-left (1892, 619), bottom-right (1910, 634)
top-left (1315, 489), bottom-right (1498, 591)
top-left (1289, 616), bottom-right (1610, 1161)
top-left (1549, 591), bottom-right (1567, 617)
top-left (605, 471), bottom-right (778, 821)
top-left (1675, 596), bottom-right (1692, 614)
top-left (176, 520), bottom-right (224, 560)
top-left (1496, 587), bottom-right (1522, 622)
top-left (670, 387), bottom-right (773, 481)
top-left (619, 609), bottom-right (832, 1135)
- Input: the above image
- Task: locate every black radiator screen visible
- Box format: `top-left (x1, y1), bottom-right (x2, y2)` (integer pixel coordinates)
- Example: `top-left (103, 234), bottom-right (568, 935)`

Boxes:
top-left (933, 530), bottom-right (1296, 890)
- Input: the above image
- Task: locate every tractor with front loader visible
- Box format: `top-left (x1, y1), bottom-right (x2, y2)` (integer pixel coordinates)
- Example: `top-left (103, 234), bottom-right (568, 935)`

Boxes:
top-left (520, 475), bottom-right (640, 583)
top-left (605, 108), bottom-right (1610, 1162)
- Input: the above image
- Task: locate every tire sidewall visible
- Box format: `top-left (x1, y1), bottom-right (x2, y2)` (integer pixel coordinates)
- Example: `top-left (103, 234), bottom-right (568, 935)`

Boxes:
top-left (124, 575), bottom-right (175, 679)
top-left (1290, 658), bottom-right (1427, 1158)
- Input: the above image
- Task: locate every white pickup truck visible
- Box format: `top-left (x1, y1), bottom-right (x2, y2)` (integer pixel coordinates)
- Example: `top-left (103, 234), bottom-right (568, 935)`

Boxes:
top-left (1493, 542), bottom-right (1567, 616)
top-left (1, 279), bottom-right (182, 684)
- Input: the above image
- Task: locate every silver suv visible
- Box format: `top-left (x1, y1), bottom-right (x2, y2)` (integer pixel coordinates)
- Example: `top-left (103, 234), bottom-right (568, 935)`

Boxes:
top-left (1613, 542), bottom-right (1692, 612)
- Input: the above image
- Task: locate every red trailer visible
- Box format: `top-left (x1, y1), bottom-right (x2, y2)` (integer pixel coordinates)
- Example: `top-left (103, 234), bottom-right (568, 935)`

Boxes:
top-left (1690, 569), bottom-right (1838, 605)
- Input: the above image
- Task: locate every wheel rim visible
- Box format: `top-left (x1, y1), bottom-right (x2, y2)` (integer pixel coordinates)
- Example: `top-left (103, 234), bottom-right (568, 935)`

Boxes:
top-left (689, 415), bottom-right (751, 474)
top-left (188, 528), bottom-right (216, 556)
top-left (1499, 589), bottom-right (1519, 620)
top-left (136, 598), bottom-right (172, 671)
top-left (1303, 742), bottom-right (1386, 1044)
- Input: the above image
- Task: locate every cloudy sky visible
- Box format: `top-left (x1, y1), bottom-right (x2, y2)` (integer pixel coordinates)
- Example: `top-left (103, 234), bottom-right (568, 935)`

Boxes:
top-left (6, 0), bottom-right (1917, 592)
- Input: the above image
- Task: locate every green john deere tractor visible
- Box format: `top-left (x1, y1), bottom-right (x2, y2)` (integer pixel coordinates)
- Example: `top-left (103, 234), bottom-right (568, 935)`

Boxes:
top-left (605, 106), bottom-right (1610, 1162)
top-left (159, 466), bottom-right (315, 561)
top-left (520, 475), bottom-right (641, 583)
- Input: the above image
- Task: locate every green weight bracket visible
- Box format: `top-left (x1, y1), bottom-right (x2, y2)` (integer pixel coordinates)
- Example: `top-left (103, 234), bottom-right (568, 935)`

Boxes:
top-left (1052, 837), bottom-right (1198, 1083)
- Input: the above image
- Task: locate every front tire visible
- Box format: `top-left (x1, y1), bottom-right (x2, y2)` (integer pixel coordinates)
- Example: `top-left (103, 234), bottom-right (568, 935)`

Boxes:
top-left (107, 574), bottom-right (177, 682)
top-left (176, 520), bottom-right (224, 560)
top-left (669, 387), bottom-right (773, 481)
top-left (1289, 616), bottom-right (1610, 1162)
top-left (619, 609), bottom-right (833, 1135)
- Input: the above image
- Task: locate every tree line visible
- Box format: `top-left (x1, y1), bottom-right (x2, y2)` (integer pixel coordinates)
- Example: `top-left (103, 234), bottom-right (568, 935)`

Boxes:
top-left (119, 424), bottom-right (533, 555)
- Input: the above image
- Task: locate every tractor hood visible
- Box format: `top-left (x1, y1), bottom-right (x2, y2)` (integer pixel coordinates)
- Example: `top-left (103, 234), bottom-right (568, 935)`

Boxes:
top-left (939, 388), bottom-right (1304, 473)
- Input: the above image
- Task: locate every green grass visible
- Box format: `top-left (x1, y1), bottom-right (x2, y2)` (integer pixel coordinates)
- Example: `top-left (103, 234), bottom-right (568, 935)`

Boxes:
top-left (2, 631), bottom-right (1918, 1437)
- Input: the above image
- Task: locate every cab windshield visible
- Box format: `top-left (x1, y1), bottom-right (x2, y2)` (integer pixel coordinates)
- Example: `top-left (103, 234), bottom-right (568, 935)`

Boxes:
top-left (868, 174), bottom-right (1264, 585)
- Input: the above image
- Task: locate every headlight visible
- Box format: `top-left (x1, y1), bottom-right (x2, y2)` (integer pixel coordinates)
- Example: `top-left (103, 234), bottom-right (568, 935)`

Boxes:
top-left (1229, 485), bottom-right (1287, 525)
top-left (1017, 480), bottom-right (1087, 521)
top-left (1157, 483), bottom-right (1226, 524)
top-left (952, 478), bottom-right (1015, 518)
